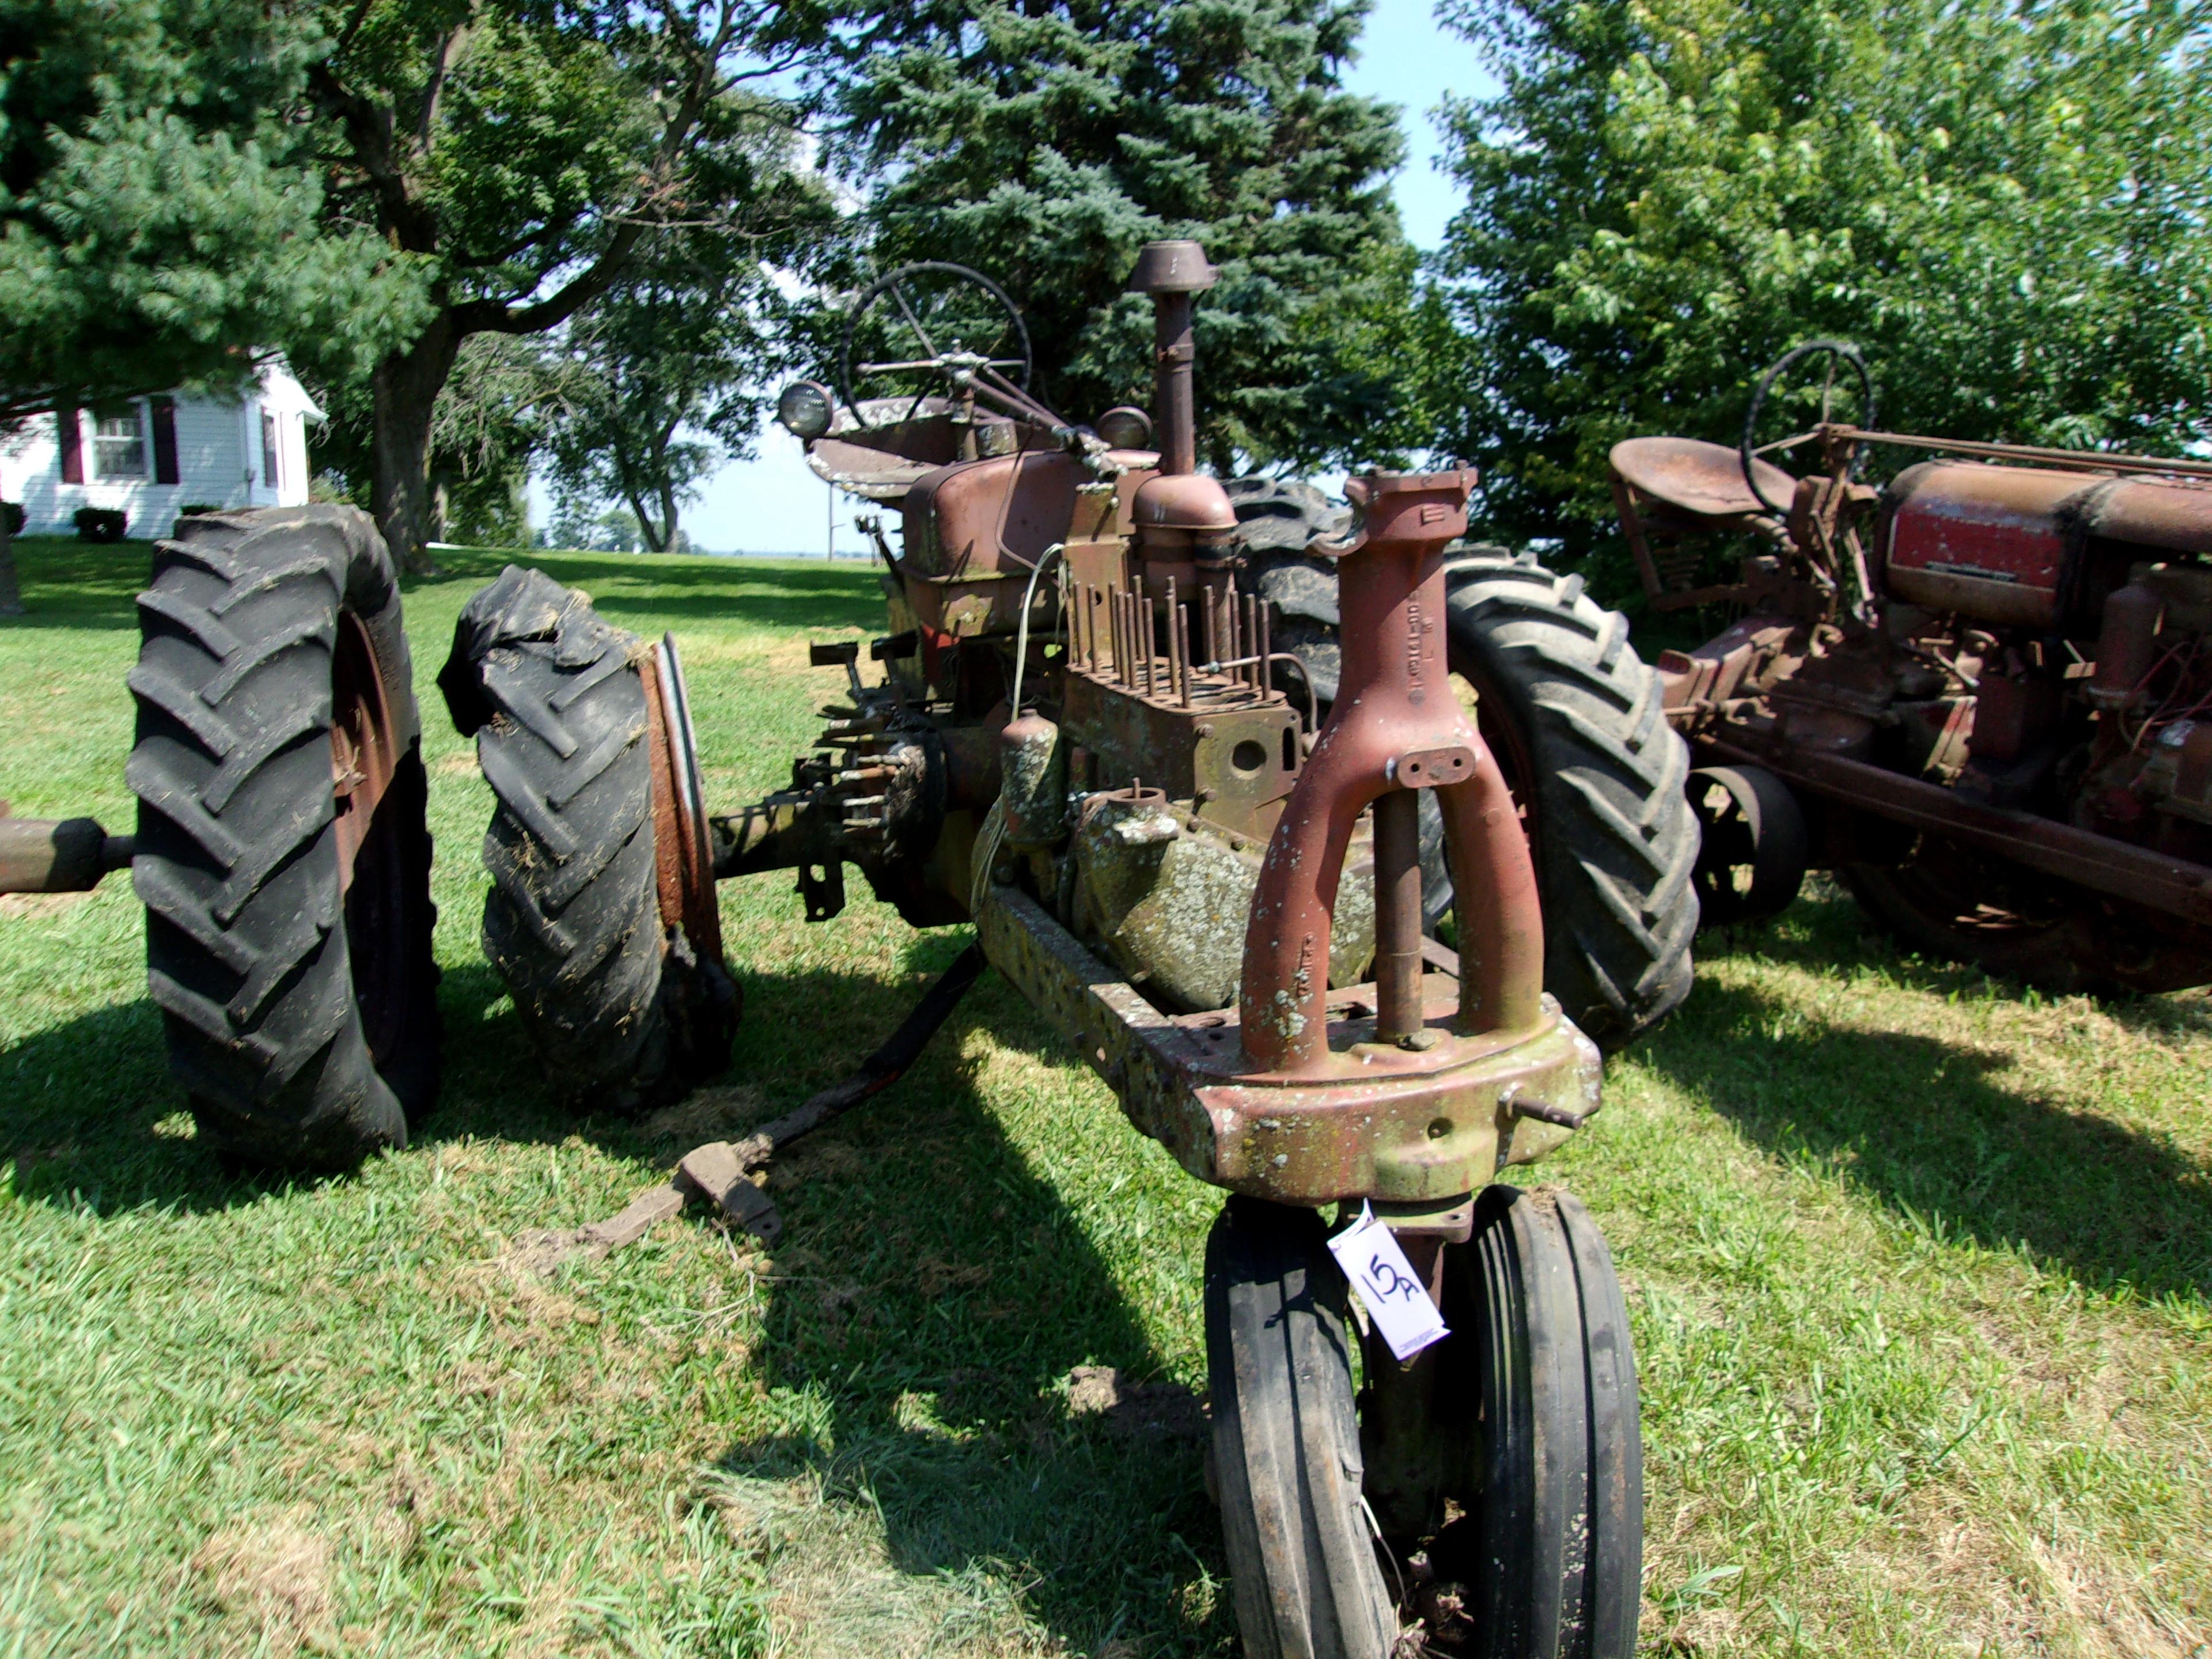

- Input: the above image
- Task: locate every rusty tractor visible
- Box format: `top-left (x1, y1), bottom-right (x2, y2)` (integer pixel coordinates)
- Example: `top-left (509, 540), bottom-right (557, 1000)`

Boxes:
top-left (1615, 342), bottom-right (2212, 990)
top-left (1, 244), bottom-right (1687, 1654)
top-left (429, 244), bottom-right (1680, 1657)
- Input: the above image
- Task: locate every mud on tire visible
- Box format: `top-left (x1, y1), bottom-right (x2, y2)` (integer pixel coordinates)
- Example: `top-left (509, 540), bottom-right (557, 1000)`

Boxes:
top-left (128, 506), bottom-right (440, 1169)
top-left (1442, 552), bottom-right (1698, 1048)
top-left (438, 566), bottom-right (737, 1113)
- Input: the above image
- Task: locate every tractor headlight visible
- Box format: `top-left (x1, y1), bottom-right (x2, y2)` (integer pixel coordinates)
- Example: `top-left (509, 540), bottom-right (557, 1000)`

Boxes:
top-left (1094, 406), bottom-right (1153, 450)
top-left (777, 380), bottom-right (836, 441)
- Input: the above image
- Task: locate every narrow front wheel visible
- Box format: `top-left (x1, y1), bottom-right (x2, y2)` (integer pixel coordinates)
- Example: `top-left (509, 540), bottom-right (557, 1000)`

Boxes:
top-left (1206, 1197), bottom-right (1398, 1659)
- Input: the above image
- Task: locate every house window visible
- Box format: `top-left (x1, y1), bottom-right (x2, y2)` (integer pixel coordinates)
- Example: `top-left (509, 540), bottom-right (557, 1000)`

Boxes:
top-left (93, 407), bottom-right (147, 479)
top-left (261, 412), bottom-right (281, 491)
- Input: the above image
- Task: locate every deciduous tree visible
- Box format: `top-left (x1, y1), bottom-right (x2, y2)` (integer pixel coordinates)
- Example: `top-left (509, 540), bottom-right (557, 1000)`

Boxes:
top-left (1434, 0), bottom-right (2212, 567)
top-left (296, 0), bottom-right (830, 570)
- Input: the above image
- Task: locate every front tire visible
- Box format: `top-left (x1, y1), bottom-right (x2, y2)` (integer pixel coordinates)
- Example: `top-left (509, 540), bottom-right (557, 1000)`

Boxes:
top-left (1206, 1198), bottom-right (1397, 1659)
top-left (128, 507), bottom-right (440, 1170)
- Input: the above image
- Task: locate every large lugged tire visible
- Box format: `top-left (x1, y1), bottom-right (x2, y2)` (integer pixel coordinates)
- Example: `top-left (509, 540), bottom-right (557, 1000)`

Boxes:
top-left (438, 566), bottom-right (737, 1113)
top-left (1206, 1198), bottom-right (1398, 1659)
top-left (1443, 552), bottom-right (1698, 1047)
top-left (128, 507), bottom-right (440, 1169)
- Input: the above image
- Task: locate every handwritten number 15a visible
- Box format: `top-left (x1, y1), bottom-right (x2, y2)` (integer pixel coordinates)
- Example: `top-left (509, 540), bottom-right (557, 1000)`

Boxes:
top-left (1367, 1254), bottom-right (1422, 1302)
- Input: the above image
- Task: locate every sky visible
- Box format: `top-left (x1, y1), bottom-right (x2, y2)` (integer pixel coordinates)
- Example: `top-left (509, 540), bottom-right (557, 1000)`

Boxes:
top-left (531, 0), bottom-right (1495, 556)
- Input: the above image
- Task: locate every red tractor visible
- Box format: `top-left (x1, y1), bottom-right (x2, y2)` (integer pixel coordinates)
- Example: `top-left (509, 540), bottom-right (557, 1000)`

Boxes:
top-left (1615, 342), bottom-right (2212, 990)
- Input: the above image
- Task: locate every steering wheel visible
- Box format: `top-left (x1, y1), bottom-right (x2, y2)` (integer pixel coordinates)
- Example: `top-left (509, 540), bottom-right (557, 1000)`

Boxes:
top-left (838, 262), bottom-right (1035, 430)
top-left (1740, 340), bottom-right (1877, 516)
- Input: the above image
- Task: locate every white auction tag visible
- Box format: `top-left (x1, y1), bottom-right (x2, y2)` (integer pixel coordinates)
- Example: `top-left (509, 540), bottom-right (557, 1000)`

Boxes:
top-left (1328, 1202), bottom-right (1450, 1361)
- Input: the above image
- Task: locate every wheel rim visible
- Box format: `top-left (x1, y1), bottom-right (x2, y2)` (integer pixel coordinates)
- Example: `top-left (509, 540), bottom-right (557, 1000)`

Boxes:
top-left (329, 611), bottom-right (416, 1073)
top-left (1687, 764), bottom-right (1806, 928)
top-left (641, 634), bottom-right (725, 967)
top-left (329, 611), bottom-right (400, 893)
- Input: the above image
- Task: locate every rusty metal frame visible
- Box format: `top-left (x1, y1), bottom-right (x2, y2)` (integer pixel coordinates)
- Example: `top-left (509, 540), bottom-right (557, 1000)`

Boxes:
top-left (976, 883), bottom-right (1601, 1203)
top-left (1704, 735), bottom-right (2212, 926)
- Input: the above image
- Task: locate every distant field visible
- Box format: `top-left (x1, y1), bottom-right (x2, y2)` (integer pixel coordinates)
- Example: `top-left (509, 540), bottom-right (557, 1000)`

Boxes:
top-left (2, 534), bottom-right (2206, 1657)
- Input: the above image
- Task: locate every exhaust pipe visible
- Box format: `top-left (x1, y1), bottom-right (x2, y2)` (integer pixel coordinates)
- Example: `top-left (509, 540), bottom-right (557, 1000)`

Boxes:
top-left (1126, 241), bottom-right (1218, 478)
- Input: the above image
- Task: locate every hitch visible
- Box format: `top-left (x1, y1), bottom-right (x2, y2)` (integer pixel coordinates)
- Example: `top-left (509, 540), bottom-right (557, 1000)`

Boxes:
top-left (0, 805), bottom-right (133, 896)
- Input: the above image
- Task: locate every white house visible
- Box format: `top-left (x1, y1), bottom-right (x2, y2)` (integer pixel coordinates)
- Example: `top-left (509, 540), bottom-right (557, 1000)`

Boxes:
top-left (1, 359), bottom-right (323, 538)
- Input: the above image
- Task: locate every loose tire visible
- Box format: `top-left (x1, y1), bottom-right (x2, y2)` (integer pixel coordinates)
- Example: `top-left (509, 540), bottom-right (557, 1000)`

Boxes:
top-left (128, 507), bottom-right (440, 1169)
top-left (1442, 552), bottom-right (1698, 1047)
top-left (438, 566), bottom-right (737, 1113)
top-left (1206, 1197), bottom-right (1397, 1659)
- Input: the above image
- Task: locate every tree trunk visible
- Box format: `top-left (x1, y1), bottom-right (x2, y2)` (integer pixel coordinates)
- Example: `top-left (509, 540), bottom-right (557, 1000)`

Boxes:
top-left (613, 444), bottom-right (668, 554)
top-left (657, 472), bottom-right (680, 557)
top-left (0, 507), bottom-right (21, 616)
top-left (372, 313), bottom-right (462, 575)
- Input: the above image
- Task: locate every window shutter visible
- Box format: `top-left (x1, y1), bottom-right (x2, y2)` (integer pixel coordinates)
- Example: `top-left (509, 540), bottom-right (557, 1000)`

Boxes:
top-left (151, 397), bottom-right (180, 484)
top-left (57, 409), bottom-right (83, 484)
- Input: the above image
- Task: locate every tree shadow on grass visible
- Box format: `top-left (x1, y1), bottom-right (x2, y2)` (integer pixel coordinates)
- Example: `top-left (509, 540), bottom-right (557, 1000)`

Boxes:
top-left (0, 922), bottom-right (1236, 1649)
top-left (1643, 895), bottom-right (2212, 1301)
top-left (697, 960), bottom-right (1229, 1653)
top-left (0, 539), bottom-right (156, 632)
top-left (434, 926), bottom-right (1236, 1654)
top-left (1708, 878), bottom-right (2212, 1047)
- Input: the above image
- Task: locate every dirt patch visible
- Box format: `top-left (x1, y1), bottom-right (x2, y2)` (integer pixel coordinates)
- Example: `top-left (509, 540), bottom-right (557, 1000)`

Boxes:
top-left (1064, 1365), bottom-right (1208, 1442)
top-left (641, 1084), bottom-right (767, 1146)
top-left (192, 1506), bottom-right (334, 1656)
top-left (0, 890), bottom-right (92, 919)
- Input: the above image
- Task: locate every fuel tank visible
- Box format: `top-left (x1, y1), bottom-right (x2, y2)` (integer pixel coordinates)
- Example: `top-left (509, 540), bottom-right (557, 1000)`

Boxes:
top-left (1881, 462), bottom-right (2086, 628)
top-left (1883, 461), bottom-right (2212, 631)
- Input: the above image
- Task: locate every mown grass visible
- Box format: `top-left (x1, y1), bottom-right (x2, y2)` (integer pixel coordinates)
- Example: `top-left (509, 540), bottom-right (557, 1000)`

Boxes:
top-left (2, 533), bottom-right (2207, 1658)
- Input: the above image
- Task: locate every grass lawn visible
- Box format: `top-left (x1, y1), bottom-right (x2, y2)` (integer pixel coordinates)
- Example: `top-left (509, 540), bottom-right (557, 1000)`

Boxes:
top-left (2, 533), bottom-right (2207, 1658)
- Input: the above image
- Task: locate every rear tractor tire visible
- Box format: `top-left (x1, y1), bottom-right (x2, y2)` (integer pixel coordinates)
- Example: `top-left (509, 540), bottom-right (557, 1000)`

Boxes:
top-left (1441, 552), bottom-right (1699, 1048)
top-left (128, 506), bottom-right (440, 1169)
top-left (438, 566), bottom-right (738, 1113)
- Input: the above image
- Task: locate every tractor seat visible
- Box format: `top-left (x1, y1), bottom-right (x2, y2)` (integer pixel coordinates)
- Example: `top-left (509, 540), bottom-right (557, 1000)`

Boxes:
top-left (1611, 436), bottom-right (1796, 522)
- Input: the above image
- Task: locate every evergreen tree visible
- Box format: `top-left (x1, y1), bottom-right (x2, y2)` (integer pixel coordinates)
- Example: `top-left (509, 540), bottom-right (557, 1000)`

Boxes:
top-left (824, 0), bottom-right (1416, 474)
top-left (1434, 0), bottom-right (2212, 570)
top-left (0, 0), bottom-right (414, 609)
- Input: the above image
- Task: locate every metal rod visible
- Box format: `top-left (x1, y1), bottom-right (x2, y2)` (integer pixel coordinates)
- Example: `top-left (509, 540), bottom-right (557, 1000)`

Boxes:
top-left (1177, 603), bottom-right (1194, 707)
top-left (1165, 578), bottom-right (1183, 704)
top-left (1832, 423), bottom-right (2212, 480)
top-left (1134, 575), bottom-right (1149, 696)
top-left (1225, 576), bottom-right (1240, 666)
top-left (1202, 587), bottom-right (1218, 668)
top-left (1153, 290), bottom-right (1197, 476)
top-left (1373, 790), bottom-right (1425, 1041)
top-left (1257, 599), bottom-right (1272, 700)
top-left (1243, 595), bottom-right (1260, 689)
top-left (726, 944), bottom-right (990, 1169)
